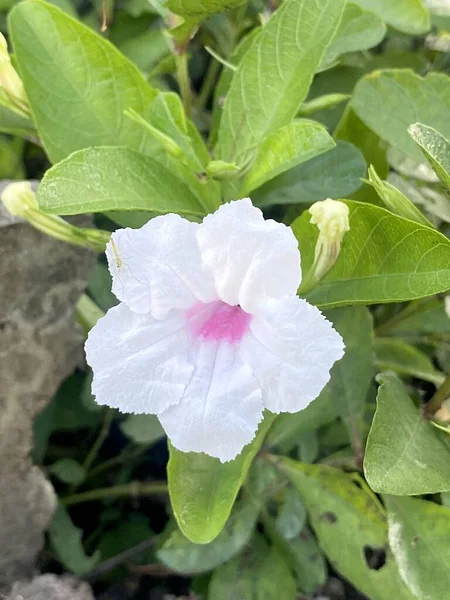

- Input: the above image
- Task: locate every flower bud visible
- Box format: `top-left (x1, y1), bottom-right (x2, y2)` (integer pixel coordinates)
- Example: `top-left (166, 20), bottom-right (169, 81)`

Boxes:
top-left (0, 33), bottom-right (29, 117)
top-left (300, 199), bottom-right (349, 294)
top-left (1, 181), bottom-right (110, 252)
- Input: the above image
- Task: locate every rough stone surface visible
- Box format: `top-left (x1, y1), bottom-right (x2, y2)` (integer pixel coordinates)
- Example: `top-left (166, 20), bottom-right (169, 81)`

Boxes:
top-left (0, 182), bottom-right (95, 591)
top-left (6, 574), bottom-right (95, 600)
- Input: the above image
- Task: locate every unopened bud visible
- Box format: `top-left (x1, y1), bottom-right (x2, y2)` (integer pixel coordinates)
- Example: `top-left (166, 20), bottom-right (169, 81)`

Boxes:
top-left (0, 33), bottom-right (29, 117)
top-left (300, 199), bottom-right (349, 294)
top-left (1, 181), bottom-right (110, 252)
top-left (206, 160), bottom-right (240, 180)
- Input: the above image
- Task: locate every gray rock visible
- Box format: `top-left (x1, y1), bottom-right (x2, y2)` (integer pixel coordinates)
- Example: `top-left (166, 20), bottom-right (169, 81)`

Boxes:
top-left (6, 574), bottom-right (95, 600)
top-left (0, 182), bottom-right (95, 590)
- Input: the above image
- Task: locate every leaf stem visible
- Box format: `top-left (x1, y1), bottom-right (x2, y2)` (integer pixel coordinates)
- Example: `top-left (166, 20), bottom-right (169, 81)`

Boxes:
top-left (196, 57), bottom-right (221, 111)
top-left (175, 51), bottom-right (193, 118)
top-left (61, 481), bottom-right (167, 506)
top-left (82, 408), bottom-right (114, 474)
top-left (424, 371), bottom-right (450, 418)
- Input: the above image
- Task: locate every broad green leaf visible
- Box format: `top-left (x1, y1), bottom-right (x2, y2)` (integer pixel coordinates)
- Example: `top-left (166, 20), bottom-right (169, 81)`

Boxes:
top-left (287, 528), bottom-right (327, 593)
top-left (292, 200), bottom-right (450, 308)
top-left (9, 0), bottom-right (157, 163)
top-left (385, 496), bottom-right (450, 600)
top-left (335, 106), bottom-right (388, 178)
top-left (374, 338), bottom-right (444, 385)
top-left (134, 92), bottom-right (209, 171)
top-left (364, 373), bottom-right (450, 494)
top-left (321, 3), bottom-right (386, 70)
top-left (157, 500), bottom-right (259, 574)
top-left (120, 414), bottom-right (165, 445)
top-left (324, 307), bottom-right (374, 461)
top-left (408, 123), bottom-right (450, 191)
top-left (383, 297), bottom-right (450, 336)
top-left (278, 458), bottom-right (415, 600)
top-left (252, 141), bottom-right (365, 208)
top-left (275, 487), bottom-right (306, 540)
top-left (168, 0), bottom-right (244, 19)
top-left (37, 147), bottom-right (206, 216)
top-left (168, 414), bottom-right (275, 544)
top-left (241, 120), bottom-right (335, 195)
top-left (209, 29), bottom-right (261, 147)
top-left (208, 534), bottom-right (296, 600)
top-left (267, 387), bottom-right (337, 450)
top-left (215, 0), bottom-right (347, 166)
top-left (0, 104), bottom-right (36, 137)
top-left (352, 0), bottom-right (430, 34)
top-left (352, 70), bottom-right (450, 162)
top-left (366, 165), bottom-right (432, 226)
top-left (49, 458), bottom-right (86, 485)
top-left (49, 504), bottom-right (100, 574)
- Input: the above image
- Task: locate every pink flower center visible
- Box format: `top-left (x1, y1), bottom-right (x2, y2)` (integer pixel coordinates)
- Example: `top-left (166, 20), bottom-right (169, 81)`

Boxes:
top-left (186, 300), bottom-right (252, 344)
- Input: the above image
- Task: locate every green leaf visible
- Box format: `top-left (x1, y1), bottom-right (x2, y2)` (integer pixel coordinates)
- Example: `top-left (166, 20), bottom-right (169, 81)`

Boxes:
top-left (292, 200), bottom-right (450, 308)
top-left (408, 123), bottom-right (450, 191)
top-left (365, 165), bottom-right (432, 227)
top-left (352, 70), bottom-right (450, 162)
top-left (335, 106), bottom-right (388, 180)
top-left (352, 0), bottom-right (430, 34)
top-left (167, 0), bottom-right (245, 19)
top-left (241, 120), bottom-right (335, 195)
top-left (9, 0), bottom-right (157, 163)
top-left (324, 307), bottom-right (374, 461)
top-left (168, 414), bottom-right (275, 544)
top-left (37, 147), bottom-right (206, 216)
top-left (49, 504), bottom-right (100, 574)
top-left (382, 298), bottom-right (450, 336)
top-left (252, 141), bottom-right (365, 208)
top-left (374, 338), bottom-right (444, 385)
top-left (0, 104), bottom-right (36, 137)
top-left (275, 487), bottom-right (306, 540)
top-left (385, 496), bottom-right (450, 600)
top-left (215, 0), bottom-right (346, 166)
top-left (267, 387), bottom-right (338, 450)
top-left (321, 3), bottom-right (386, 70)
top-left (209, 29), bottom-right (260, 147)
top-left (277, 458), bottom-right (415, 600)
top-left (208, 534), bottom-right (296, 600)
top-left (157, 500), bottom-right (259, 574)
top-left (120, 414), bottom-right (165, 445)
top-left (364, 372), bottom-right (450, 494)
top-left (287, 528), bottom-right (327, 593)
top-left (49, 458), bottom-right (86, 485)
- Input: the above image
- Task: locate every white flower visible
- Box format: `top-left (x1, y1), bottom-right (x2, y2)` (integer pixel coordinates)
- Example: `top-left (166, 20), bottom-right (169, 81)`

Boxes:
top-left (85, 199), bottom-right (344, 462)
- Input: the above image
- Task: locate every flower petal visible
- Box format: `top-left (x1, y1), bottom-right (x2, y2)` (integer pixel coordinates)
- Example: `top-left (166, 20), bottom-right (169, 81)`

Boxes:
top-left (158, 340), bottom-right (263, 462)
top-left (240, 296), bottom-right (344, 413)
top-left (196, 199), bottom-right (301, 314)
top-left (107, 214), bottom-right (216, 319)
top-left (85, 303), bottom-right (194, 414)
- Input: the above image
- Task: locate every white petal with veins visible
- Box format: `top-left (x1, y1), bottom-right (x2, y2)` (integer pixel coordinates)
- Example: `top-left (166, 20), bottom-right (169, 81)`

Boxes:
top-left (85, 303), bottom-right (194, 414)
top-left (240, 296), bottom-right (344, 413)
top-left (107, 214), bottom-right (217, 319)
top-left (158, 340), bottom-right (264, 462)
top-left (197, 198), bottom-right (301, 313)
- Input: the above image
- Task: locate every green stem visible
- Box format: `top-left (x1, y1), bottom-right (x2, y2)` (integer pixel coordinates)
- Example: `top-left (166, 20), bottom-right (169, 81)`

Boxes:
top-left (86, 444), bottom-right (148, 479)
top-left (424, 371), bottom-right (450, 417)
top-left (375, 299), bottom-right (429, 336)
top-left (61, 481), bottom-right (168, 506)
top-left (82, 408), bottom-right (114, 474)
top-left (196, 57), bottom-right (221, 111)
top-left (175, 51), bottom-right (192, 118)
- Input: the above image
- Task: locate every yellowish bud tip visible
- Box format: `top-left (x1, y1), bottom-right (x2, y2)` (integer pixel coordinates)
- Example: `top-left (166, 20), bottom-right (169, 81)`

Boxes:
top-left (0, 33), bottom-right (27, 112)
top-left (1, 181), bottom-right (38, 217)
top-left (309, 198), bottom-right (350, 243)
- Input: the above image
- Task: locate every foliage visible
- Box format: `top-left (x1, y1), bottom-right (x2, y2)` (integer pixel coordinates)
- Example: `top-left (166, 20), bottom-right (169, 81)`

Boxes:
top-left (2, 0), bottom-right (450, 598)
